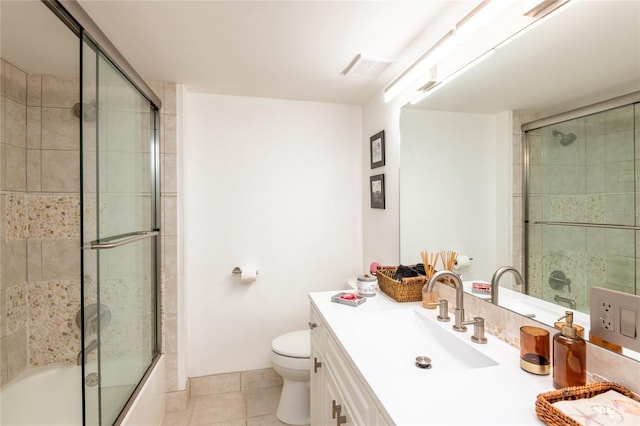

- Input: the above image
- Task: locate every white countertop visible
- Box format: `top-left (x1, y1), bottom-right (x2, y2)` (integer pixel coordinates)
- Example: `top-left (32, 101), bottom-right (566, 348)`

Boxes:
top-left (310, 290), bottom-right (554, 425)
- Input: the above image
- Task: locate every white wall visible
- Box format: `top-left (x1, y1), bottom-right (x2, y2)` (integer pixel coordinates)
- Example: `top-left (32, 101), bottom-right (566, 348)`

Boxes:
top-left (361, 92), bottom-right (404, 270)
top-left (183, 92), bottom-right (362, 376)
top-left (494, 111), bottom-right (514, 268)
top-left (398, 108), bottom-right (497, 281)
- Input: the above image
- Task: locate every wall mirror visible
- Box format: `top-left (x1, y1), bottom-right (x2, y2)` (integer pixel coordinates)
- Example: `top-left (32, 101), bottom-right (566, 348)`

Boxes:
top-left (400, 0), bottom-right (640, 360)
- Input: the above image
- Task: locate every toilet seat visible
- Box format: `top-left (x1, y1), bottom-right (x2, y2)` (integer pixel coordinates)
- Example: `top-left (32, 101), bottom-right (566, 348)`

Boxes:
top-left (272, 330), bottom-right (310, 358)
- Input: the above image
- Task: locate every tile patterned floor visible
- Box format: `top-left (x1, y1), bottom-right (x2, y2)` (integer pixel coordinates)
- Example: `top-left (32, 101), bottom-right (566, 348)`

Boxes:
top-left (161, 369), bottom-right (295, 426)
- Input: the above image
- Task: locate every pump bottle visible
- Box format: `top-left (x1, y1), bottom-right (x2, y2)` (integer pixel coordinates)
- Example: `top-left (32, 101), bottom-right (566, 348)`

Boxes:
top-left (552, 310), bottom-right (586, 389)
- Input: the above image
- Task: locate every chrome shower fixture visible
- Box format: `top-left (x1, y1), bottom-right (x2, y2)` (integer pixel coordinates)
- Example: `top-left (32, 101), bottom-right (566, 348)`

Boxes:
top-left (72, 102), bottom-right (97, 122)
top-left (552, 129), bottom-right (577, 146)
top-left (549, 270), bottom-right (571, 291)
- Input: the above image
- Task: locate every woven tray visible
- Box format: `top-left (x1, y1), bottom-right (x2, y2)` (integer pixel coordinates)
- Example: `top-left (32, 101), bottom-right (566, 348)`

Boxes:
top-left (535, 382), bottom-right (640, 425)
top-left (376, 266), bottom-right (426, 302)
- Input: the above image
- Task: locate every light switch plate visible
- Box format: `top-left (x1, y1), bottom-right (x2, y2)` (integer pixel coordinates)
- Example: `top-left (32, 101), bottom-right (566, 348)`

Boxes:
top-left (590, 287), bottom-right (640, 352)
top-left (620, 308), bottom-right (636, 338)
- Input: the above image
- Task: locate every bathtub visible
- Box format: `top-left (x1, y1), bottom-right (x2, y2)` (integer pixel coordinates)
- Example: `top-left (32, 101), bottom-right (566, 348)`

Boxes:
top-left (0, 364), bottom-right (83, 426)
top-left (0, 355), bottom-right (165, 426)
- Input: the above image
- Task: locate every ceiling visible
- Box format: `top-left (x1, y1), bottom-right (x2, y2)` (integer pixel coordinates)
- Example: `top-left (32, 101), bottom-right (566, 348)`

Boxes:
top-left (75, 0), bottom-right (477, 105)
top-left (2, 1), bottom-right (639, 114)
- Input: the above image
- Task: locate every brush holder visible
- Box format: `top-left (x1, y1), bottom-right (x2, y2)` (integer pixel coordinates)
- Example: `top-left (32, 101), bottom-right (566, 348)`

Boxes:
top-left (520, 326), bottom-right (550, 375)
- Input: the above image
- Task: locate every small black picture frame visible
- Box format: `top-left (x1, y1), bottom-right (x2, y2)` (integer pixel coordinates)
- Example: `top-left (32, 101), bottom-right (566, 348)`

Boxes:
top-left (370, 174), bottom-right (385, 209)
top-left (370, 130), bottom-right (385, 169)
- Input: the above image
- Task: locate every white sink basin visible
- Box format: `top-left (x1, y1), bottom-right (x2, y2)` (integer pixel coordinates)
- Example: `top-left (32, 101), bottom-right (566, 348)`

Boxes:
top-left (349, 309), bottom-right (498, 375)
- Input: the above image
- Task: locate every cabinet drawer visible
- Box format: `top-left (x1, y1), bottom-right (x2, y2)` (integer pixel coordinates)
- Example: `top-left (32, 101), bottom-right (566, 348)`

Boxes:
top-left (309, 303), bottom-right (326, 349)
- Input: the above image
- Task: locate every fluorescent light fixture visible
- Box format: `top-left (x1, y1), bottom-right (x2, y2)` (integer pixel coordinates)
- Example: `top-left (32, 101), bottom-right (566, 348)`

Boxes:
top-left (384, 31), bottom-right (455, 103)
top-left (384, 0), bottom-right (511, 103)
top-left (417, 65), bottom-right (438, 92)
top-left (455, 0), bottom-right (511, 43)
top-left (410, 49), bottom-right (495, 105)
top-left (523, 0), bottom-right (558, 17)
top-left (496, 0), bottom-right (575, 50)
top-left (402, 0), bottom-right (575, 106)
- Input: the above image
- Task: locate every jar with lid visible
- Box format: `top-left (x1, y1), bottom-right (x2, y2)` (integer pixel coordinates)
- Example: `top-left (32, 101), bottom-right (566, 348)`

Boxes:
top-left (357, 274), bottom-right (378, 297)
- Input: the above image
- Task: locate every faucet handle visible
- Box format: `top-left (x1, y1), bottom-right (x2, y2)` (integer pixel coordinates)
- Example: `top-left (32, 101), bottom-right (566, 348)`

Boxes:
top-left (461, 317), bottom-right (488, 344)
top-left (426, 299), bottom-right (450, 322)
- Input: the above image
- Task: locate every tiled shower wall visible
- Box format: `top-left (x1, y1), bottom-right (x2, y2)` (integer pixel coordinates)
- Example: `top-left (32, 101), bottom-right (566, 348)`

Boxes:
top-left (0, 59), bottom-right (81, 386)
top-left (146, 81), bottom-right (181, 394)
top-left (0, 61), bottom-right (180, 394)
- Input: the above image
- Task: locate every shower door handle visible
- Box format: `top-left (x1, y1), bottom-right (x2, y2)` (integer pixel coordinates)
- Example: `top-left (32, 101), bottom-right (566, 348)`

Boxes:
top-left (88, 230), bottom-right (159, 250)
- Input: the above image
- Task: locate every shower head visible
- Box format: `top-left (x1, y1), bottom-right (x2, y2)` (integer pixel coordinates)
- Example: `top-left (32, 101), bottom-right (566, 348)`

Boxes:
top-left (552, 129), bottom-right (577, 146)
top-left (72, 102), bottom-right (97, 122)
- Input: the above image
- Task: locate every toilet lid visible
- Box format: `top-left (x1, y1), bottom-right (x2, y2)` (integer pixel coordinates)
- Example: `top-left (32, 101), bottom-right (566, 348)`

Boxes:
top-left (272, 330), bottom-right (310, 358)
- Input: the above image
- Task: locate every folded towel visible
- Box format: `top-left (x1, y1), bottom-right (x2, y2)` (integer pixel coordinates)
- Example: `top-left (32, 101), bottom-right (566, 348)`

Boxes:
top-left (552, 390), bottom-right (640, 425)
top-left (393, 264), bottom-right (424, 280)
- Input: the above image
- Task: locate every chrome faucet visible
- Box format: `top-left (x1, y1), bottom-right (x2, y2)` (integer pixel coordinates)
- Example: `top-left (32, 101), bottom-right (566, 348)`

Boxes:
top-left (554, 294), bottom-right (576, 309)
top-left (423, 270), bottom-right (467, 332)
top-left (460, 317), bottom-right (487, 344)
top-left (490, 266), bottom-right (524, 305)
top-left (77, 339), bottom-right (98, 365)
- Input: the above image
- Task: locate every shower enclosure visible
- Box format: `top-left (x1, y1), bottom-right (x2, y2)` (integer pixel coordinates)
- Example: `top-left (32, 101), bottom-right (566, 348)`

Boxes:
top-left (524, 93), bottom-right (640, 313)
top-left (1, 1), bottom-right (161, 424)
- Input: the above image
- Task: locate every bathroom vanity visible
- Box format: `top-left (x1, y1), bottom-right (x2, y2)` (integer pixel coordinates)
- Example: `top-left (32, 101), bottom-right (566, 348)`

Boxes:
top-left (309, 291), bottom-right (554, 425)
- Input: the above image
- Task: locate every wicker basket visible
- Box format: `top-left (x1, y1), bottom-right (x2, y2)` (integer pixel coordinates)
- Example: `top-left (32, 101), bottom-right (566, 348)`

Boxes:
top-left (376, 266), bottom-right (426, 302)
top-left (535, 382), bottom-right (640, 425)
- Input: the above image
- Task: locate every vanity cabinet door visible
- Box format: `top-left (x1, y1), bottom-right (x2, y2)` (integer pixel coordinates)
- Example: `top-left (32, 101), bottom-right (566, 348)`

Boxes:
top-left (324, 367), bottom-right (355, 426)
top-left (325, 336), bottom-right (373, 426)
top-left (310, 301), bottom-right (387, 425)
top-left (310, 304), bottom-right (326, 425)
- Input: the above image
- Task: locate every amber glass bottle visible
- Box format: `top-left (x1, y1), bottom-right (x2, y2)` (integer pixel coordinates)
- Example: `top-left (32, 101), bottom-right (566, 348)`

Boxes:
top-left (552, 311), bottom-right (586, 389)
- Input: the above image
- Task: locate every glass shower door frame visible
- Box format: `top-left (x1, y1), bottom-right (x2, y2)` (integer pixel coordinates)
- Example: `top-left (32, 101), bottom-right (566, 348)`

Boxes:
top-left (80, 32), bottom-right (161, 425)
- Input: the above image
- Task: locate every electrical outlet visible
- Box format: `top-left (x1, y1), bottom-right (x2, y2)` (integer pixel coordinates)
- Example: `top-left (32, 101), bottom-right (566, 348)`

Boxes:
top-left (600, 301), bottom-right (614, 331)
top-left (591, 287), bottom-right (640, 353)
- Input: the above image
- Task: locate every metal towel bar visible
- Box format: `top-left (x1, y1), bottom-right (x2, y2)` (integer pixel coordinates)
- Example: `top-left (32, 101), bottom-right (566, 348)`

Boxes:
top-left (534, 221), bottom-right (640, 231)
top-left (88, 230), bottom-right (159, 250)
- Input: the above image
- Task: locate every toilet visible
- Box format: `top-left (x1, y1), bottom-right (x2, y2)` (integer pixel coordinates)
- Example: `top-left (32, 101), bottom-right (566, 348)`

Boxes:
top-left (271, 329), bottom-right (311, 425)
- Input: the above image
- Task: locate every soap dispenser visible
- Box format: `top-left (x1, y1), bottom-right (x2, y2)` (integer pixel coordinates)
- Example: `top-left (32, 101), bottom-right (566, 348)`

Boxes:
top-left (552, 310), bottom-right (586, 389)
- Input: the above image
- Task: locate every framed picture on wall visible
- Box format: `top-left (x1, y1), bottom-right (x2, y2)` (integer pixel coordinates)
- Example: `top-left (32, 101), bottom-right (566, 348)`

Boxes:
top-left (370, 174), bottom-right (385, 209)
top-left (370, 130), bottom-right (385, 169)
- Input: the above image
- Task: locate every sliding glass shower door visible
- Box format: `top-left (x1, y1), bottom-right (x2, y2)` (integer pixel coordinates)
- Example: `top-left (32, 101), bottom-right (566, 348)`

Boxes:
top-left (525, 102), bottom-right (638, 313)
top-left (81, 35), bottom-right (159, 425)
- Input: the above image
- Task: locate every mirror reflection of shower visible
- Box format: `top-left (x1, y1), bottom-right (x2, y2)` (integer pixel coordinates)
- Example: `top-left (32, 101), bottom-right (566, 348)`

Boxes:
top-left (525, 101), bottom-right (639, 316)
top-left (552, 129), bottom-right (577, 146)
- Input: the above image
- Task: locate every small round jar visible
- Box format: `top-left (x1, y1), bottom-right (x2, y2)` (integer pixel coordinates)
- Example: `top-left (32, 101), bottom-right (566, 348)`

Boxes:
top-left (357, 274), bottom-right (378, 297)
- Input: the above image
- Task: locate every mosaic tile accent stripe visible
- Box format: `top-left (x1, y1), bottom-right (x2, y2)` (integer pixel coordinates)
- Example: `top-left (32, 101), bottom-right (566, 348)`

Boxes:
top-left (5, 194), bottom-right (80, 241)
top-left (28, 280), bottom-right (81, 365)
top-left (6, 282), bottom-right (27, 335)
top-left (26, 195), bottom-right (80, 239)
top-left (5, 194), bottom-right (27, 241)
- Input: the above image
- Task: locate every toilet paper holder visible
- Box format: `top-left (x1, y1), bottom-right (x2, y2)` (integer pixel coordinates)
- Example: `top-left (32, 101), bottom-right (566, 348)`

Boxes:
top-left (232, 266), bottom-right (259, 275)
